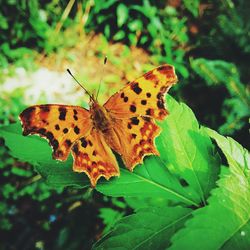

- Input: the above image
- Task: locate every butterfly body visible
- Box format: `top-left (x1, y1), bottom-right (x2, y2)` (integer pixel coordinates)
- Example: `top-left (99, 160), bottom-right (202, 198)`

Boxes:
top-left (89, 101), bottom-right (122, 155)
top-left (19, 64), bottom-right (178, 186)
top-left (90, 102), bottom-right (112, 133)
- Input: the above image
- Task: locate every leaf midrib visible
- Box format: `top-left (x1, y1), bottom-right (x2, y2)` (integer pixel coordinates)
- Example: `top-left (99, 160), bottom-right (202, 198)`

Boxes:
top-left (131, 171), bottom-right (199, 207)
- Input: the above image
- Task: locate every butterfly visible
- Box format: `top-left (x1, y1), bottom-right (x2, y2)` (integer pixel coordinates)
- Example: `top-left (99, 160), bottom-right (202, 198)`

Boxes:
top-left (19, 65), bottom-right (178, 187)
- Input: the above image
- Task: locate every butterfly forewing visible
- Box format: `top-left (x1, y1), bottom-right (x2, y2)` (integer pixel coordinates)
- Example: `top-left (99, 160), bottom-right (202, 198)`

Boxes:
top-left (19, 104), bottom-right (92, 161)
top-left (104, 64), bottom-right (178, 120)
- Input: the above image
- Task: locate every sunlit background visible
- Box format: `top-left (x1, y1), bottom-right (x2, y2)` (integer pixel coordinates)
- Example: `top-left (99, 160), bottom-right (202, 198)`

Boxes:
top-left (0, 0), bottom-right (249, 249)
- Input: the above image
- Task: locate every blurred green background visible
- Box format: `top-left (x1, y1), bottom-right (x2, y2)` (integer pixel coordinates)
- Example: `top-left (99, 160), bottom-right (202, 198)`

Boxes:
top-left (0, 0), bottom-right (249, 249)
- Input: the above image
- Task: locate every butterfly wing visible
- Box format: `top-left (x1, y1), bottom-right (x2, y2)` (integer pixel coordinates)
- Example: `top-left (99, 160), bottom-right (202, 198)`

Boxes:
top-left (19, 104), bottom-right (92, 161)
top-left (104, 64), bottom-right (177, 120)
top-left (72, 128), bottom-right (119, 187)
top-left (110, 116), bottom-right (161, 170)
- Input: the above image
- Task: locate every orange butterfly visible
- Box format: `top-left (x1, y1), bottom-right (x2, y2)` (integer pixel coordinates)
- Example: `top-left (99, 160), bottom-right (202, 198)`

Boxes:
top-left (19, 65), bottom-right (178, 187)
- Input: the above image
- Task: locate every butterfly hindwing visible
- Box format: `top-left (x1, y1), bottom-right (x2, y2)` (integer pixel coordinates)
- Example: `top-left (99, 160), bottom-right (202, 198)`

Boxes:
top-left (72, 128), bottom-right (120, 187)
top-left (19, 104), bottom-right (92, 161)
top-left (110, 116), bottom-right (161, 170)
top-left (104, 64), bottom-right (177, 120)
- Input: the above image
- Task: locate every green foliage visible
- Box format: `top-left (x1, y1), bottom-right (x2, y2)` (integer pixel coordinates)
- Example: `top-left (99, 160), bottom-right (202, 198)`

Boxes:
top-left (0, 90), bottom-right (26, 126)
top-left (183, 0), bottom-right (199, 17)
top-left (169, 129), bottom-right (250, 249)
top-left (99, 208), bottom-right (125, 235)
top-left (0, 0), bottom-right (48, 67)
top-left (0, 0), bottom-right (76, 70)
top-left (191, 58), bottom-right (250, 135)
top-left (85, 0), bottom-right (189, 78)
top-left (94, 206), bottom-right (192, 250)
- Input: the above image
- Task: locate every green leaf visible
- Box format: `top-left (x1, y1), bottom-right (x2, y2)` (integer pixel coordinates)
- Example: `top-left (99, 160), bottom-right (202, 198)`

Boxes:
top-left (191, 58), bottom-right (249, 104)
top-left (93, 206), bottom-right (192, 250)
top-left (169, 131), bottom-right (250, 250)
top-left (128, 33), bottom-right (137, 46)
top-left (157, 96), bottom-right (220, 203)
top-left (191, 58), bottom-right (250, 135)
top-left (11, 167), bottom-right (33, 177)
top-left (117, 3), bottom-right (128, 27)
top-left (97, 156), bottom-right (200, 207)
top-left (205, 128), bottom-right (250, 175)
top-left (183, 0), bottom-right (199, 17)
top-left (113, 30), bottom-right (125, 41)
top-left (99, 208), bottom-right (125, 235)
top-left (125, 196), bottom-right (170, 211)
top-left (0, 123), bottom-right (89, 188)
top-left (0, 14), bottom-right (8, 30)
top-left (128, 19), bottom-right (142, 32)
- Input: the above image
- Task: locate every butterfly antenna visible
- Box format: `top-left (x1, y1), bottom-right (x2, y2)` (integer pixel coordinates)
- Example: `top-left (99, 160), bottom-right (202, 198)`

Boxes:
top-left (67, 69), bottom-right (95, 102)
top-left (96, 56), bottom-right (107, 100)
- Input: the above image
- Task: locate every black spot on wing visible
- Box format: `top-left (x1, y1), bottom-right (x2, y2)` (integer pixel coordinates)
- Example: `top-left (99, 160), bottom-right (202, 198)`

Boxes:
top-left (74, 126), bottom-right (80, 135)
top-left (157, 100), bottom-right (165, 109)
top-left (65, 139), bottom-right (72, 147)
top-left (157, 93), bottom-right (162, 99)
top-left (59, 107), bottom-right (67, 120)
top-left (55, 124), bottom-right (60, 130)
top-left (63, 128), bottom-right (68, 134)
top-left (146, 108), bottom-right (151, 115)
top-left (46, 131), bottom-right (54, 141)
top-left (51, 139), bottom-right (59, 150)
top-left (72, 144), bottom-right (79, 154)
top-left (37, 129), bottom-right (59, 151)
top-left (131, 117), bottom-right (140, 125)
top-left (130, 105), bottom-right (136, 113)
top-left (131, 82), bottom-right (142, 95)
top-left (132, 133), bottom-right (137, 139)
top-left (20, 107), bottom-right (35, 122)
top-left (80, 138), bottom-right (88, 148)
top-left (37, 128), bottom-right (46, 135)
top-left (41, 106), bottom-right (50, 112)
